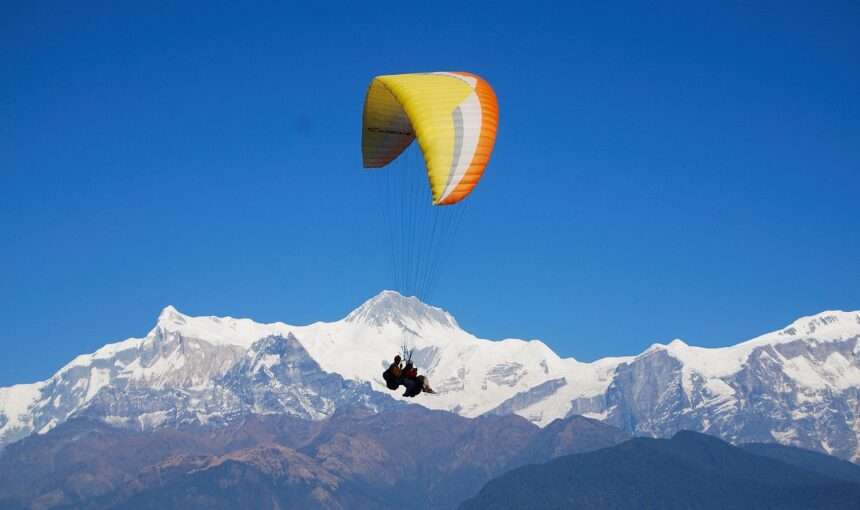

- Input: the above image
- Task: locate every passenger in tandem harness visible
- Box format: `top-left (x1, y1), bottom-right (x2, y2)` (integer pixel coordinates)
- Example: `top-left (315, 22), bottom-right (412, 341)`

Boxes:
top-left (382, 350), bottom-right (435, 397)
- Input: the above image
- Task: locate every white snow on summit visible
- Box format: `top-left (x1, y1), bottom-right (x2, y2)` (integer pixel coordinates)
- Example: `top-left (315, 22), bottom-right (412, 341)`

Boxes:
top-left (0, 382), bottom-right (46, 433)
top-left (2, 292), bottom-right (860, 462)
top-left (644, 311), bottom-right (860, 391)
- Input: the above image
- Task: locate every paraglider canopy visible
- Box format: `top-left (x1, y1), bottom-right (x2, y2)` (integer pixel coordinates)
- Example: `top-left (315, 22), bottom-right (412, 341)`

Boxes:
top-left (362, 72), bottom-right (499, 205)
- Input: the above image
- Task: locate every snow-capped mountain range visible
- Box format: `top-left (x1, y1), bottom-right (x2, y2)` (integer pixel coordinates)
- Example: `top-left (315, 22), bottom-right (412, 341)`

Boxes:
top-left (1, 291), bottom-right (859, 462)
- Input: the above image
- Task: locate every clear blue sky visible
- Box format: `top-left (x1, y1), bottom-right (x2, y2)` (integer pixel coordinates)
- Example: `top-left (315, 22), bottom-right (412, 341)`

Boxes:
top-left (2, 2), bottom-right (858, 386)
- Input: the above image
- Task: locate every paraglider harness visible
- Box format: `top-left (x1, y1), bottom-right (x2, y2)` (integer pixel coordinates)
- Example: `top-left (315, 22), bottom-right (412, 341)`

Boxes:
top-left (382, 356), bottom-right (404, 391)
top-left (382, 344), bottom-right (421, 395)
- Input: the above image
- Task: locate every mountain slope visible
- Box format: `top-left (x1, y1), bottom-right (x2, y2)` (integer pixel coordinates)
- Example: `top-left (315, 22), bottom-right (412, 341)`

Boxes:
top-left (0, 291), bottom-right (621, 446)
top-left (460, 431), bottom-right (860, 510)
top-left (740, 442), bottom-right (860, 484)
top-left (2, 291), bottom-right (860, 463)
top-left (0, 406), bottom-right (629, 510)
top-left (0, 331), bottom-right (392, 450)
top-left (572, 311), bottom-right (860, 461)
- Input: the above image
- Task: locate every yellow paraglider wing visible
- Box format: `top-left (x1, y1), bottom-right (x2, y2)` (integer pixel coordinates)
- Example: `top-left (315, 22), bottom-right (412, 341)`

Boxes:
top-left (362, 72), bottom-right (498, 205)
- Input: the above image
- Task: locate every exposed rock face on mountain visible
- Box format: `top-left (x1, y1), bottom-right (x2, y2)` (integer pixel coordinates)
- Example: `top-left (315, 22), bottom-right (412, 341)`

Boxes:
top-left (566, 313), bottom-right (860, 462)
top-left (2, 291), bottom-right (859, 464)
top-left (0, 291), bottom-right (613, 448)
top-left (0, 332), bottom-right (391, 449)
top-left (460, 431), bottom-right (860, 510)
top-left (219, 334), bottom-right (387, 420)
top-left (0, 407), bottom-right (628, 510)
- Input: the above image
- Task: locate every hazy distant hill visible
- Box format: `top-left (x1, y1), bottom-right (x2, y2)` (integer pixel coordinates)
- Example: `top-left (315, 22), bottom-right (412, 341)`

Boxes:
top-left (739, 441), bottom-right (860, 484)
top-left (460, 431), bottom-right (860, 510)
top-left (0, 406), bottom-right (627, 509)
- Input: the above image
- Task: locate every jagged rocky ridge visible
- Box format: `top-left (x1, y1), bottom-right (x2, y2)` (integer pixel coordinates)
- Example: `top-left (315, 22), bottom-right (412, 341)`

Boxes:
top-left (1, 291), bottom-right (859, 462)
top-left (0, 331), bottom-right (392, 447)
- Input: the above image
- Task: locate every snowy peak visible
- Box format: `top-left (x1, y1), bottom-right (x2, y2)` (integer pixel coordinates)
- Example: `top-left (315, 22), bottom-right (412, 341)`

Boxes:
top-left (221, 334), bottom-right (393, 421)
top-left (344, 290), bottom-right (458, 329)
top-left (238, 334), bottom-right (322, 378)
top-left (4, 297), bottom-right (860, 464)
top-left (247, 334), bottom-right (306, 357)
top-left (150, 305), bottom-right (293, 348)
top-left (641, 310), bottom-right (860, 372)
top-left (778, 310), bottom-right (860, 339)
top-left (157, 305), bottom-right (186, 326)
top-left (644, 338), bottom-right (688, 355)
